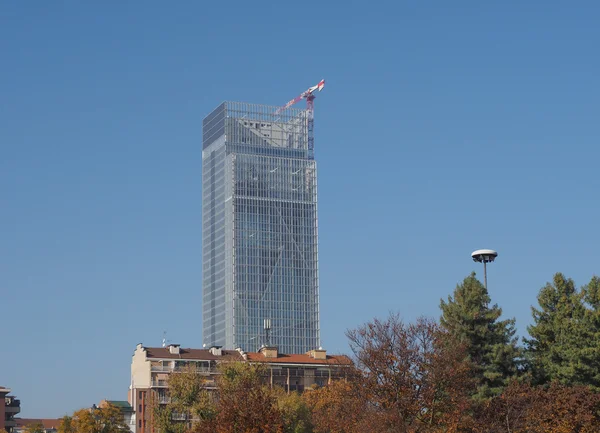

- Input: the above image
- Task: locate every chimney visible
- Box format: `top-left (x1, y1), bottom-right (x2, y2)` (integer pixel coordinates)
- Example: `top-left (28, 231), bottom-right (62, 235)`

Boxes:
top-left (307, 348), bottom-right (327, 360)
top-left (259, 345), bottom-right (278, 359)
top-left (168, 344), bottom-right (180, 355)
top-left (209, 346), bottom-right (222, 356)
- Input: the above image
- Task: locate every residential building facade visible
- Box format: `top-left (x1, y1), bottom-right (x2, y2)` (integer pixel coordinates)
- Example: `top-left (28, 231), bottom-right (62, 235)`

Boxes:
top-left (1, 387), bottom-right (20, 433)
top-left (129, 343), bottom-right (351, 433)
top-left (202, 102), bottom-right (320, 354)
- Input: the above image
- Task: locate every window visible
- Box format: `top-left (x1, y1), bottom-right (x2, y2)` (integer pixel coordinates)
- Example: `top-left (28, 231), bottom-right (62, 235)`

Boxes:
top-left (139, 404), bottom-right (142, 412)
top-left (138, 420), bottom-right (142, 428)
top-left (139, 391), bottom-right (143, 399)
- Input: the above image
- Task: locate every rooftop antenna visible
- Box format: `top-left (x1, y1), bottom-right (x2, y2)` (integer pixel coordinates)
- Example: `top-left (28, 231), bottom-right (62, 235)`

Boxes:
top-left (264, 319), bottom-right (272, 346)
top-left (471, 249), bottom-right (498, 290)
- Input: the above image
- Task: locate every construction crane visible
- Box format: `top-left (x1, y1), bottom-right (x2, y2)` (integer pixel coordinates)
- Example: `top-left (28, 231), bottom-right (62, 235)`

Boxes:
top-left (275, 79), bottom-right (325, 151)
top-left (276, 79), bottom-right (325, 114)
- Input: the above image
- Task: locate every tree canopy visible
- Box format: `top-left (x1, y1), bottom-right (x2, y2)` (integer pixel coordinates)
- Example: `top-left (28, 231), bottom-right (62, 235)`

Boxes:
top-left (440, 272), bottom-right (521, 400)
top-left (526, 273), bottom-right (600, 389)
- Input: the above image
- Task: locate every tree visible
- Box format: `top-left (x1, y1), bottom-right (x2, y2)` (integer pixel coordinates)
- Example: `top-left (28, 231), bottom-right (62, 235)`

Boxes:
top-left (346, 314), bottom-right (475, 432)
top-left (208, 362), bottom-right (284, 433)
top-left (440, 272), bottom-right (520, 400)
top-left (524, 273), bottom-right (592, 387)
top-left (303, 378), bottom-right (371, 433)
top-left (152, 364), bottom-right (215, 433)
top-left (23, 424), bottom-right (45, 433)
top-left (475, 380), bottom-right (600, 433)
top-left (472, 380), bottom-right (539, 433)
top-left (275, 389), bottom-right (313, 433)
top-left (64, 403), bottom-right (129, 433)
top-left (57, 416), bottom-right (74, 433)
top-left (579, 275), bottom-right (600, 389)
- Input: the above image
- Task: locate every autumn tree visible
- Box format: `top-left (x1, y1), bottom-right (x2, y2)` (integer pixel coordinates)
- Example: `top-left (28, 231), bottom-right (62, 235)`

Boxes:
top-left (346, 314), bottom-right (474, 433)
top-left (474, 380), bottom-right (600, 433)
top-left (23, 424), bottom-right (45, 433)
top-left (274, 389), bottom-right (313, 433)
top-left (440, 272), bottom-right (521, 400)
top-left (524, 273), bottom-right (592, 387)
top-left (61, 403), bottom-right (129, 433)
top-left (57, 416), bottom-right (74, 433)
top-left (206, 361), bottom-right (284, 433)
top-left (152, 364), bottom-right (215, 433)
top-left (303, 377), bottom-right (371, 433)
top-left (472, 380), bottom-right (538, 433)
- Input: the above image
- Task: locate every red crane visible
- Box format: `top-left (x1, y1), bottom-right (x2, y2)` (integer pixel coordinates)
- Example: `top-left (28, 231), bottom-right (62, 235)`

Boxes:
top-left (275, 79), bottom-right (325, 151)
top-left (276, 79), bottom-right (325, 114)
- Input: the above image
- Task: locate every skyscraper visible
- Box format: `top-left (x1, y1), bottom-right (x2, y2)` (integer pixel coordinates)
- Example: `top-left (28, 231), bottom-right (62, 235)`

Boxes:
top-left (202, 102), bottom-right (320, 354)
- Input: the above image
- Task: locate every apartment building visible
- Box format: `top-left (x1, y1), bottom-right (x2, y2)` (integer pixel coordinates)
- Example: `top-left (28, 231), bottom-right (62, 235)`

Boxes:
top-left (129, 343), bottom-right (351, 433)
top-left (1, 387), bottom-right (20, 433)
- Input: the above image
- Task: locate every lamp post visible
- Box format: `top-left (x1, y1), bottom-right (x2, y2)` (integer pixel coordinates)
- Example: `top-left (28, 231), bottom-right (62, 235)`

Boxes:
top-left (471, 249), bottom-right (498, 290)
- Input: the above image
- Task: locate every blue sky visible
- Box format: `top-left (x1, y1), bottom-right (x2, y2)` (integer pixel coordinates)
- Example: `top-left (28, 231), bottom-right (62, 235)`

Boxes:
top-left (1, 0), bottom-right (599, 417)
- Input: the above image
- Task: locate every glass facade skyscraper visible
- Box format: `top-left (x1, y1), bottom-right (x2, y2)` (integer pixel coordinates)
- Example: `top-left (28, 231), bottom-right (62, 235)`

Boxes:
top-left (202, 101), bottom-right (320, 354)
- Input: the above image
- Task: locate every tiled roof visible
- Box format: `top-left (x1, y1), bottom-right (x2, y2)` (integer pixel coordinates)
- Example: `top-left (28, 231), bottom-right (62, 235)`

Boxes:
top-left (245, 352), bottom-right (353, 365)
top-left (105, 401), bottom-right (133, 411)
top-left (15, 419), bottom-right (61, 429)
top-left (142, 347), bottom-right (352, 365)
top-left (145, 347), bottom-right (244, 361)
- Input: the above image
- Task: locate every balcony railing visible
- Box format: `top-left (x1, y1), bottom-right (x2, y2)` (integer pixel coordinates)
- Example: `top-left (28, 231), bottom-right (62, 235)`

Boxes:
top-left (151, 365), bottom-right (215, 374)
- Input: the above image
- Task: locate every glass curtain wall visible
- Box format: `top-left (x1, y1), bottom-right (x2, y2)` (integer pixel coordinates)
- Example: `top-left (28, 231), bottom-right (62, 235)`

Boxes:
top-left (202, 102), bottom-right (320, 354)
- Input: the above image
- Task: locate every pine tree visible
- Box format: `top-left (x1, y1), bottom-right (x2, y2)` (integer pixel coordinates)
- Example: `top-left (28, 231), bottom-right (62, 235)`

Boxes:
top-left (525, 273), bottom-right (584, 385)
top-left (526, 273), bottom-right (600, 388)
top-left (440, 272), bottom-right (520, 400)
top-left (580, 275), bottom-right (600, 389)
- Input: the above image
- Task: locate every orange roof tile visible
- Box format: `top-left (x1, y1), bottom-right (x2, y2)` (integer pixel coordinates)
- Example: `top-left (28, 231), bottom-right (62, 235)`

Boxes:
top-left (15, 419), bottom-right (61, 429)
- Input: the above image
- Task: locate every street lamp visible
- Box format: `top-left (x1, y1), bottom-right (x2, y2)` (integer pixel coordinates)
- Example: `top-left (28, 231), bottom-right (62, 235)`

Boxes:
top-left (471, 249), bottom-right (498, 290)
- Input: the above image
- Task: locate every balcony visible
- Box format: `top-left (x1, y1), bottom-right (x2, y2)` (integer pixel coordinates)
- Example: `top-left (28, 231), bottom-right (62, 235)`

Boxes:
top-left (151, 365), bottom-right (173, 373)
top-left (151, 365), bottom-right (215, 374)
top-left (151, 380), bottom-right (168, 387)
top-left (5, 397), bottom-right (20, 413)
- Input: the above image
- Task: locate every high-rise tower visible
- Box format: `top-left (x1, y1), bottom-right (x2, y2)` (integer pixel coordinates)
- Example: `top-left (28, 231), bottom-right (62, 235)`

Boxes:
top-left (202, 102), bottom-right (320, 354)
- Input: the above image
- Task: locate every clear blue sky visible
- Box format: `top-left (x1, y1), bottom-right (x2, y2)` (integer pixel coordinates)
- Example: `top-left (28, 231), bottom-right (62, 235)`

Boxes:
top-left (2, 0), bottom-right (599, 418)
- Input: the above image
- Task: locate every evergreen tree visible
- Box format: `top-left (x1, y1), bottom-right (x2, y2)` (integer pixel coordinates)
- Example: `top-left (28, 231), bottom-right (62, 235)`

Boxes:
top-left (580, 275), bottom-right (600, 389)
top-left (526, 273), bottom-right (600, 389)
top-left (440, 272), bottom-right (520, 400)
